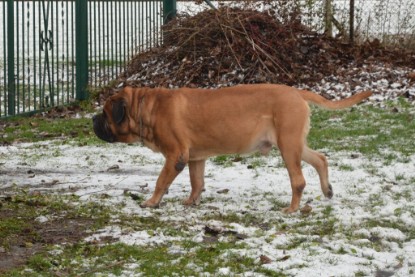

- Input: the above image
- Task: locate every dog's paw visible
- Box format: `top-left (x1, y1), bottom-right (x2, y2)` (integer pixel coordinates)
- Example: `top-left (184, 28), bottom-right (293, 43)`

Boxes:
top-left (139, 199), bottom-right (160, 209)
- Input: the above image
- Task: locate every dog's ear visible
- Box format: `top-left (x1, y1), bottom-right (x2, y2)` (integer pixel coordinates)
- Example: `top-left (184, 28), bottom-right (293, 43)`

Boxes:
top-left (112, 99), bottom-right (126, 125)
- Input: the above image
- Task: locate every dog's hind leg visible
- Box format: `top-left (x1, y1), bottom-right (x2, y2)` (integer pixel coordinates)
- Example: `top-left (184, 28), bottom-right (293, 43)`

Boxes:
top-left (302, 146), bottom-right (333, 199)
top-left (183, 159), bottom-right (206, 206)
top-left (140, 151), bottom-right (189, 208)
top-left (278, 137), bottom-right (306, 214)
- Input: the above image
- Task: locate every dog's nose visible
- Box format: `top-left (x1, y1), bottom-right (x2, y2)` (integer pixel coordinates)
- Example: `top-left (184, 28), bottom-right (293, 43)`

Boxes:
top-left (92, 115), bottom-right (97, 121)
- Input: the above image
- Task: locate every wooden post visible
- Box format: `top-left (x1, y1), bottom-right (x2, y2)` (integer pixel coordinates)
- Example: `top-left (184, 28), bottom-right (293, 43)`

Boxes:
top-left (324, 0), bottom-right (333, 37)
top-left (350, 0), bottom-right (355, 44)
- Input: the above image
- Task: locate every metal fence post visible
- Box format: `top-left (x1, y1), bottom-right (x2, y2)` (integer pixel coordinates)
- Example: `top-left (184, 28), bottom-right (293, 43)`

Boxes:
top-left (75, 0), bottom-right (88, 100)
top-left (7, 0), bottom-right (15, 115)
top-left (163, 0), bottom-right (176, 24)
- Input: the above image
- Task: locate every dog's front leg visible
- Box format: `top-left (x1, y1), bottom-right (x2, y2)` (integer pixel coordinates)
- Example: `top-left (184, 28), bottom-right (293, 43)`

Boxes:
top-left (140, 152), bottom-right (188, 208)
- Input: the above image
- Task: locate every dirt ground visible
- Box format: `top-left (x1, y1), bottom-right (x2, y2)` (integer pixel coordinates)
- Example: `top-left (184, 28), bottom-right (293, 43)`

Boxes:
top-left (0, 190), bottom-right (95, 274)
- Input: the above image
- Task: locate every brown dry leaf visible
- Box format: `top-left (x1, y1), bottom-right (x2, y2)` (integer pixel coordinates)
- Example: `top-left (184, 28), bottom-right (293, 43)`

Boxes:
top-left (107, 165), bottom-right (120, 171)
top-left (276, 255), bottom-right (291, 262)
top-left (259, 254), bottom-right (272, 264)
top-left (217, 188), bottom-right (229, 194)
top-left (300, 204), bottom-right (313, 215)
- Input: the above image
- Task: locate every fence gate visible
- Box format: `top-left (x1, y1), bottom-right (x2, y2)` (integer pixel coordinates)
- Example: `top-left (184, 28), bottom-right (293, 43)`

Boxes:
top-left (1, 0), bottom-right (175, 117)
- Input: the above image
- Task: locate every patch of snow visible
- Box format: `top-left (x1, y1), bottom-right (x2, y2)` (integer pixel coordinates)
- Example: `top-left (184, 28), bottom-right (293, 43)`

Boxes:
top-left (35, 215), bottom-right (49, 223)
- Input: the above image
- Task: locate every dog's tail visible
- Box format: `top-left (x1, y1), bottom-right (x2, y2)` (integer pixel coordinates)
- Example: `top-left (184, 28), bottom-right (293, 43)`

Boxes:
top-left (298, 90), bottom-right (372, 110)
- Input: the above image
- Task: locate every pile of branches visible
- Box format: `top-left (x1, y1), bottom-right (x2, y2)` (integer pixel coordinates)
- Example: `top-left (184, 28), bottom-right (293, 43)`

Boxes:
top-left (120, 6), bottom-right (414, 89)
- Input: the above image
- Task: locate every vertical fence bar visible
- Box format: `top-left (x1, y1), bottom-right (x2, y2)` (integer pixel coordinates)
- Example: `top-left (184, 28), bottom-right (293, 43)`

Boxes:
top-left (59, 1), bottom-right (62, 105)
top-left (38, 1), bottom-right (42, 109)
top-left (26, 1), bottom-right (31, 112)
top-left (66, 0), bottom-right (70, 102)
top-left (2, 1), bottom-right (6, 116)
top-left (136, 1), bottom-right (139, 52)
top-left (55, 0), bottom-right (59, 105)
top-left (143, 0), bottom-right (149, 49)
top-left (75, 0), bottom-right (88, 100)
top-left (41, 1), bottom-right (51, 108)
top-left (106, 1), bottom-right (109, 86)
top-left (92, 1), bottom-right (97, 88)
top-left (110, 1), bottom-right (114, 79)
top-left (21, 1), bottom-right (25, 113)
top-left (51, 1), bottom-right (55, 107)
top-left (139, 1), bottom-right (142, 52)
top-left (122, 1), bottom-right (126, 72)
top-left (33, 0), bottom-right (37, 111)
top-left (126, 1), bottom-right (130, 66)
top-left (7, 0), bottom-right (15, 115)
top-left (88, 0), bottom-right (92, 87)
top-left (16, 1), bottom-right (20, 113)
top-left (112, 1), bottom-right (115, 77)
top-left (98, 1), bottom-right (102, 87)
top-left (149, 0), bottom-right (152, 48)
top-left (115, 0), bottom-right (119, 77)
top-left (72, 1), bottom-right (75, 100)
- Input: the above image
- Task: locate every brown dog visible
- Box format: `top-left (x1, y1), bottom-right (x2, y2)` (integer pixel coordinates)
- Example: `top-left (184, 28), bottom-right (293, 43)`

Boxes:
top-left (93, 84), bottom-right (372, 213)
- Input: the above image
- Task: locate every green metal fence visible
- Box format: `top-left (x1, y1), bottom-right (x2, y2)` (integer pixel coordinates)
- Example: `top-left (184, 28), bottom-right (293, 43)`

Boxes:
top-left (1, 0), bottom-right (175, 117)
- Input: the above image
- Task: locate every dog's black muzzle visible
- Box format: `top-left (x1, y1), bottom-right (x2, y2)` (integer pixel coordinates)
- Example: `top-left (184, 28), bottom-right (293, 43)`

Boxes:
top-left (93, 114), bottom-right (116, 143)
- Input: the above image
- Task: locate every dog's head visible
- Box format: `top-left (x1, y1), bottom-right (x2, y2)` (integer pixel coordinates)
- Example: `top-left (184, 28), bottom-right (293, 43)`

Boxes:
top-left (93, 88), bottom-right (140, 143)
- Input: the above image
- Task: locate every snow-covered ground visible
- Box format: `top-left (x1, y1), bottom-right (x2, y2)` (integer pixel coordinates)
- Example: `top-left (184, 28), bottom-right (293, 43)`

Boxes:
top-left (1, 134), bottom-right (414, 275)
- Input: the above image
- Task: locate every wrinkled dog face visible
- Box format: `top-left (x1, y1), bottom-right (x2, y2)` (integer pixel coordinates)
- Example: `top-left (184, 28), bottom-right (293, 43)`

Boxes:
top-left (92, 112), bottom-right (116, 143)
top-left (93, 96), bottom-right (138, 143)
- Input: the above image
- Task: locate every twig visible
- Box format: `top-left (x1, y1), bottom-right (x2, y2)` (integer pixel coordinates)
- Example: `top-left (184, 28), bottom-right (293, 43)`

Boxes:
top-left (235, 16), bottom-right (291, 79)
top-left (218, 12), bottom-right (244, 71)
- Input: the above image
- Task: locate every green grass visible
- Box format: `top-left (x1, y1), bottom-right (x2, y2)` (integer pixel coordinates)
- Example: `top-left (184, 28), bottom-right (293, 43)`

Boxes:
top-left (5, 241), bottom-right (282, 276)
top-left (89, 59), bottom-right (123, 67)
top-left (212, 154), bottom-right (236, 167)
top-left (1, 116), bottom-right (101, 145)
top-left (308, 100), bottom-right (415, 157)
top-left (338, 164), bottom-right (354, 171)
